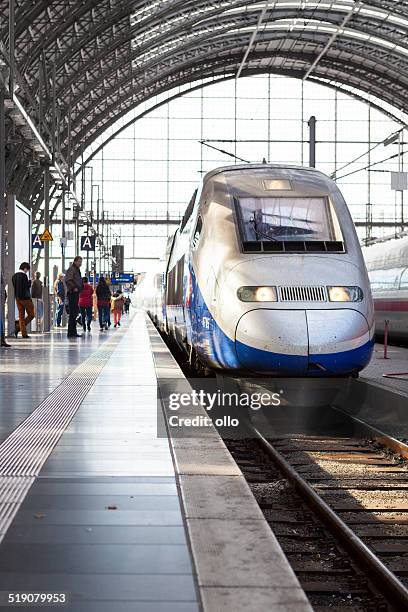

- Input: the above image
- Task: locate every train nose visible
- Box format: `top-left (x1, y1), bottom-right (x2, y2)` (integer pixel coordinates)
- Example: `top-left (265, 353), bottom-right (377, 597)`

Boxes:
top-left (306, 309), bottom-right (373, 374)
top-left (235, 310), bottom-right (309, 375)
top-left (235, 309), bottom-right (373, 375)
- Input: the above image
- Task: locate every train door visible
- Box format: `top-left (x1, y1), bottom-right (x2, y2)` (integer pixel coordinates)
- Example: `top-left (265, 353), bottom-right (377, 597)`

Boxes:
top-left (164, 231), bottom-right (178, 334)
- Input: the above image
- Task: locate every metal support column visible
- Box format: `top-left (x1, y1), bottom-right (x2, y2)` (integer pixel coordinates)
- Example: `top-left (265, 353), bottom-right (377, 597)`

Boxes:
top-left (166, 103), bottom-right (170, 226)
top-left (308, 116), bottom-right (316, 168)
top-left (61, 189), bottom-right (66, 274)
top-left (8, 0), bottom-right (15, 96)
top-left (366, 104), bottom-right (372, 244)
top-left (77, 148), bottom-right (84, 255)
top-left (334, 91), bottom-right (338, 174)
top-left (43, 165), bottom-right (51, 332)
top-left (234, 79), bottom-right (237, 162)
top-left (101, 147), bottom-right (105, 271)
top-left (51, 64), bottom-right (57, 162)
top-left (301, 81), bottom-right (304, 165)
top-left (267, 74), bottom-right (271, 163)
top-left (399, 130), bottom-right (404, 233)
top-left (0, 87), bottom-right (6, 339)
top-left (86, 167), bottom-right (93, 276)
top-left (6, 194), bottom-right (15, 336)
top-left (94, 184), bottom-right (100, 279)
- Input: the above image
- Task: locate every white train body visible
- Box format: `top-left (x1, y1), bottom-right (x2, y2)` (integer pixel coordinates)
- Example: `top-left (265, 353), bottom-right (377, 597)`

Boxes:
top-left (363, 237), bottom-right (408, 341)
top-left (138, 164), bottom-right (374, 376)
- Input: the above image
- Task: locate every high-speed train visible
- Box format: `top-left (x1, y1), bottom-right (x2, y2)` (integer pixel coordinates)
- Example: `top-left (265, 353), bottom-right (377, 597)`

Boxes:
top-left (137, 164), bottom-right (374, 376)
top-left (363, 236), bottom-right (408, 342)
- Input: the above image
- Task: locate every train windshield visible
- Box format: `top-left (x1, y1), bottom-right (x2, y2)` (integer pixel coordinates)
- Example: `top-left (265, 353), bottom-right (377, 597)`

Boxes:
top-left (236, 196), bottom-right (343, 243)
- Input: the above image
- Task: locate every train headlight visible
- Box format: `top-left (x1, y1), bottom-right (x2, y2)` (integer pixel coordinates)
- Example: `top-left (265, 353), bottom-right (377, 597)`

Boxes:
top-left (237, 286), bottom-right (277, 302)
top-left (328, 286), bottom-right (363, 302)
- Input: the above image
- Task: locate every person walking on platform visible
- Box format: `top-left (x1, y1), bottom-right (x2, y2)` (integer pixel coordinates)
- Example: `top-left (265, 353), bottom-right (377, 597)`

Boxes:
top-left (96, 276), bottom-right (111, 331)
top-left (65, 256), bottom-right (83, 338)
top-left (54, 273), bottom-right (66, 327)
top-left (124, 296), bottom-right (130, 315)
top-left (12, 262), bottom-right (34, 339)
top-left (79, 277), bottom-right (94, 333)
top-left (31, 271), bottom-right (44, 331)
top-left (112, 290), bottom-right (125, 328)
top-left (1, 271), bottom-right (10, 348)
top-left (0, 317), bottom-right (10, 347)
top-left (31, 272), bottom-right (43, 299)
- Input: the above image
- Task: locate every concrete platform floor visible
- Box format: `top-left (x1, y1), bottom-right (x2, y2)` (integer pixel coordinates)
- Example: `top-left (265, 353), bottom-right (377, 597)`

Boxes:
top-left (0, 323), bottom-right (111, 444)
top-left (0, 314), bottom-right (199, 611)
top-left (361, 342), bottom-right (408, 396)
top-left (0, 312), bottom-right (312, 612)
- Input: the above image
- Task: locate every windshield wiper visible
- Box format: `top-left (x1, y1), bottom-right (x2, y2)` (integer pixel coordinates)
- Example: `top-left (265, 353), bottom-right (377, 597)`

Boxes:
top-left (250, 219), bottom-right (279, 242)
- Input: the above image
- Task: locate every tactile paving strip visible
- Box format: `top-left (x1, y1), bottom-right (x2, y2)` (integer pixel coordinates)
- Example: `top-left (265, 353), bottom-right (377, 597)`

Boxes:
top-left (0, 331), bottom-right (124, 542)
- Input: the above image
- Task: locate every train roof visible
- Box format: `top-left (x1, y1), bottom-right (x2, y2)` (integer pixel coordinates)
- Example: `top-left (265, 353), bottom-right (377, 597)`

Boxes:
top-left (363, 236), bottom-right (408, 271)
top-left (202, 164), bottom-right (330, 184)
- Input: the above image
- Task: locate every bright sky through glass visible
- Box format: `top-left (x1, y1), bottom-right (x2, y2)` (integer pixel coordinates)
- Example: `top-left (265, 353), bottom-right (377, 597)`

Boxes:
top-left (49, 75), bottom-right (403, 275)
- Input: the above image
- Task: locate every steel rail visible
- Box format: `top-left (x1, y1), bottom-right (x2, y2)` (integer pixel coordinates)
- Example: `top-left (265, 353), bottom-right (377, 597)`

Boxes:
top-left (332, 405), bottom-right (408, 460)
top-left (246, 420), bottom-right (408, 610)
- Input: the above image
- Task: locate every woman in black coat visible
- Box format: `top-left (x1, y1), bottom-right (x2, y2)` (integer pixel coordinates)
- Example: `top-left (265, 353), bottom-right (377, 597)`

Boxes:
top-left (96, 277), bottom-right (111, 331)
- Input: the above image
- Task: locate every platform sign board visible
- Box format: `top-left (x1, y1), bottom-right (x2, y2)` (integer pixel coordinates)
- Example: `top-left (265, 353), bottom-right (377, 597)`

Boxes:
top-left (112, 245), bottom-right (124, 273)
top-left (110, 272), bottom-right (134, 285)
top-left (89, 272), bottom-right (100, 283)
top-left (32, 234), bottom-right (44, 249)
top-left (89, 272), bottom-right (134, 285)
top-left (81, 236), bottom-right (96, 251)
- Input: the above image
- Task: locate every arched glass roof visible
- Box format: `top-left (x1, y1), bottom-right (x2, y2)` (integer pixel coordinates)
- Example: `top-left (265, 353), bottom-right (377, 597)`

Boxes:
top-left (2, 0), bottom-right (408, 206)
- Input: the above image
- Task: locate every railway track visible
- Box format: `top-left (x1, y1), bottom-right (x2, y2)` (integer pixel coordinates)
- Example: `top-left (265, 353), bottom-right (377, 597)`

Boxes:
top-left (224, 414), bottom-right (408, 611)
top-left (161, 329), bottom-right (408, 609)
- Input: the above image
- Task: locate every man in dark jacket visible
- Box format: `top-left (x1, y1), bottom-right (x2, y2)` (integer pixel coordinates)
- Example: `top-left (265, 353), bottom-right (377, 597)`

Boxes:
top-left (12, 262), bottom-right (34, 338)
top-left (54, 273), bottom-right (66, 327)
top-left (31, 272), bottom-right (43, 299)
top-left (65, 256), bottom-right (83, 338)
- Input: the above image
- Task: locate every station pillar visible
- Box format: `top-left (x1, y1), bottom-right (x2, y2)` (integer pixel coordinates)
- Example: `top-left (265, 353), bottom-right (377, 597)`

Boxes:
top-left (5, 194), bottom-right (16, 336)
top-left (43, 165), bottom-right (51, 332)
top-left (0, 87), bottom-right (5, 338)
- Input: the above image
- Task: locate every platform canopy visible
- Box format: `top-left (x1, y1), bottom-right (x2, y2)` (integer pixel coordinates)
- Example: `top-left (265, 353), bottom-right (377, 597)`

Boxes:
top-left (1, 0), bottom-right (408, 211)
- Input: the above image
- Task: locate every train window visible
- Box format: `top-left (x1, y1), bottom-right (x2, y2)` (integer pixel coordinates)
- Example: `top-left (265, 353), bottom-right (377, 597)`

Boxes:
top-left (369, 268), bottom-right (403, 291)
top-left (166, 256), bottom-right (185, 305)
top-left (180, 190), bottom-right (197, 232)
top-left (236, 196), bottom-right (343, 244)
top-left (154, 274), bottom-right (162, 291)
top-left (400, 268), bottom-right (408, 289)
top-left (192, 216), bottom-right (203, 250)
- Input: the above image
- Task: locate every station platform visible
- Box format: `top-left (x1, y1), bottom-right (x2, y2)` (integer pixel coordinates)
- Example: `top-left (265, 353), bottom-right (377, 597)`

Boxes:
top-left (361, 342), bottom-right (408, 396)
top-left (0, 312), bottom-right (310, 612)
top-left (336, 341), bottom-right (408, 441)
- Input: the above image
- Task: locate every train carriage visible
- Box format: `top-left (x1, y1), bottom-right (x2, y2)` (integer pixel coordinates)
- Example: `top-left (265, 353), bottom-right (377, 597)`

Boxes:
top-left (363, 237), bottom-right (408, 342)
top-left (138, 164), bottom-right (375, 377)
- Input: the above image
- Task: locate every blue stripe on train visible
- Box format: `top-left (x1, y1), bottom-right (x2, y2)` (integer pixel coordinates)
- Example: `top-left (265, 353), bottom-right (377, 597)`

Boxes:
top-left (187, 265), bottom-right (373, 376)
top-left (235, 337), bottom-right (374, 376)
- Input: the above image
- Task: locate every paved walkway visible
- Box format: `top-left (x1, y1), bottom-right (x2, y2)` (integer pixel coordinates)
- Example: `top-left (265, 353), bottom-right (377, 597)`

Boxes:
top-left (361, 343), bottom-right (408, 396)
top-left (0, 313), bottom-right (199, 611)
